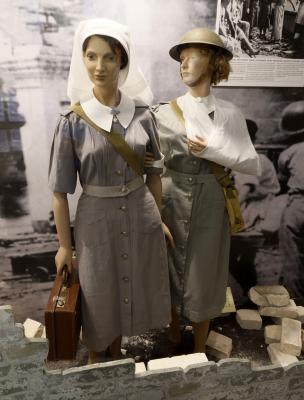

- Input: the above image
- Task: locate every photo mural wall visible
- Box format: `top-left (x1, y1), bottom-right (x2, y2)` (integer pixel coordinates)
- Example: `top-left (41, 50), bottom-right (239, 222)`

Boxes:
top-left (0, 0), bottom-right (303, 322)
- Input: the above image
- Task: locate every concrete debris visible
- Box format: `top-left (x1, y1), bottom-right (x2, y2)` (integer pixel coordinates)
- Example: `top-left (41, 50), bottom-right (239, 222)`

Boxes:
top-left (248, 286), bottom-right (290, 307)
top-left (236, 309), bottom-right (262, 330)
top-left (259, 300), bottom-right (298, 319)
top-left (147, 353), bottom-right (208, 371)
top-left (264, 325), bottom-right (281, 345)
top-left (280, 318), bottom-right (302, 357)
top-left (267, 343), bottom-right (298, 367)
top-left (23, 318), bottom-right (44, 339)
top-left (206, 330), bottom-right (232, 359)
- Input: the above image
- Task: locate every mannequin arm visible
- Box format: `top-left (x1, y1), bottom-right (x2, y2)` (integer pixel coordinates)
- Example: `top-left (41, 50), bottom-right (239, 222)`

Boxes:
top-left (53, 192), bottom-right (73, 274)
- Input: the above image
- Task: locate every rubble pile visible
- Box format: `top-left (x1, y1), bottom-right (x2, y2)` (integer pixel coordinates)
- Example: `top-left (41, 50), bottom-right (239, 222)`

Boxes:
top-left (236, 285), bottom-right (304, 367)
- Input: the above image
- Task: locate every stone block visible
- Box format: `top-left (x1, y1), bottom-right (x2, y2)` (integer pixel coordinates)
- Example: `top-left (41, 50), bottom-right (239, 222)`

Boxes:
top-left (249, 286), bottom-right (290, 307)
top-left (267, 343), bottom-right (298, 367)
top-left (259, 300), bottom-right (298, 318)
top-left (302, 330), bottom-right (304, 352)
top-left (236, 309), bottom-right (262, 330)
top-left (23, 319), bottom-right (43, 339)
top-left (264, 325), bottom-right (281, 344)
top-left (62, 358), bottom-right (135, 382)
top-left (148, 353), bottom-right (208, 371)
top-left (296, 306), bottom-right (304, 323)
top-left (281, 318), bottom-right (302, 356)
top-left (206, 330), bottom-right (232, 359)
top-left (135, 362), bottom-right (146, 374)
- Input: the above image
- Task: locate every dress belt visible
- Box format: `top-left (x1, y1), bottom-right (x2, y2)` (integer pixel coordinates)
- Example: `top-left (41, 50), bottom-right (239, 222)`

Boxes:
top-left (83, 176), bottom-right (144, 198)
top-left (165, 168), bottom-right (216, 184)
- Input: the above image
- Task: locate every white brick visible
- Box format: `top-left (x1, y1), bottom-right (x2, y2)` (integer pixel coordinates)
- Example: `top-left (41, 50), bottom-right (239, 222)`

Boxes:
top-left (236, 309), bottom-right (262, 330)
top-left (23, 318), bottom-right (43, 339)
top-left (265, 294), bottom-right (290, 307)
top-left (249, 286), bottom-right (290, 307)
top-left (147, 353), bottom-right (208, 371)
top-left (280, 318), bottom-right (302, 356)
top-left (206, 330), bottom-right (232, 359)
top-left (264, 325), bottom-right (281, 344)
top-left (267, 343), bottom-right (298, 367)
top-left (259, 300), bottom-right (298, 318)
top-left (296, 306), bottom-right (304, 323)
top-left (135, 362), bottom-right (146, 374)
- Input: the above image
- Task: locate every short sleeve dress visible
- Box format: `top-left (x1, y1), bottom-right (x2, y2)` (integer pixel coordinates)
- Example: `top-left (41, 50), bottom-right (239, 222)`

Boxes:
top-left (49, 104), bottom-right (171, 352)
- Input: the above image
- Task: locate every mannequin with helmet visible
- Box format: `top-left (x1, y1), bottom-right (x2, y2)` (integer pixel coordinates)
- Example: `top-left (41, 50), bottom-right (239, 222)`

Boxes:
top-left (150, 28), bottom-right (261, 352)
top-left (49, 19), bottom-right (171, 363)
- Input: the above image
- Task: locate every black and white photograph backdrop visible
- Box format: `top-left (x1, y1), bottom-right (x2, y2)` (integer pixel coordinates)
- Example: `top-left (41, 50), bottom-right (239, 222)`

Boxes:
top-left (0, 0), bottom-right (303, 326)
top-left (216, 0), bottom-right (304, 85)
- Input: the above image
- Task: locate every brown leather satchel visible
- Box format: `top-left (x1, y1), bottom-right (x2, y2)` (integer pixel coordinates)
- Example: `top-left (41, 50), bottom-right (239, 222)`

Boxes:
top-left (45, 259), bottom-right (81, 361)
top-left (170, 99), bottom-right (245, 234)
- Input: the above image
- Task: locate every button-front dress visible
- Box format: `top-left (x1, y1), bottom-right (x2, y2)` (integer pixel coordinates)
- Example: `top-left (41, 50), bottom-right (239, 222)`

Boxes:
top-left (49, 104), bottom-right (171, 351)
top-left (154, 97), bottom-right (260, 323)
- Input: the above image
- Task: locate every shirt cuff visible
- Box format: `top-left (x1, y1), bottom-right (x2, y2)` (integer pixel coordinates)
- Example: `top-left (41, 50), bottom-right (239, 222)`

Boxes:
top-left (144, 153), bottom-right (165, 168)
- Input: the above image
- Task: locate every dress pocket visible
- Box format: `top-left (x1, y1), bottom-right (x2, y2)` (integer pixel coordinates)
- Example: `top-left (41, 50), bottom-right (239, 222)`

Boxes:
top-left (75, 208), bottom-right (108, 248)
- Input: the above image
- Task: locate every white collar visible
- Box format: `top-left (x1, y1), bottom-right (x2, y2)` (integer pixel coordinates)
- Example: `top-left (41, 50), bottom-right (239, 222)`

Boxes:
top-left (80, 91), bottom-right (135, 132)
top-left (185, 92), bottom-right (216, 114)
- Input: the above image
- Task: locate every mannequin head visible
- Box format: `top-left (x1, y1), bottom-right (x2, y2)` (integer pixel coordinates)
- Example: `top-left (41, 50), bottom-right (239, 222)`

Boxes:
top-left (82, 35), bottom-right (128, 92)
top-left (179, 43), bottom-right (231, 87)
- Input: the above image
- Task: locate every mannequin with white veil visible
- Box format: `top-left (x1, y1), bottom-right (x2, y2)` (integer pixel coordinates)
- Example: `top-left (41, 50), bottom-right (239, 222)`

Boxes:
top-left (49, 18), bottom-right (171, 363)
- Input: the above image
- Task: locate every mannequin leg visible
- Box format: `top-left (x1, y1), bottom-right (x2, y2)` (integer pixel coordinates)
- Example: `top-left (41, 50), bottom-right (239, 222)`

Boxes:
top-left (87, 335), bottom-right (122, 364)
top-left (108, 335), bottom-right (122, 357)
top-left (192, 320), bottom-right (210, 353)
top-left (87, 350), bottom-right (103, 364)
top-left (169, 308), bottom-right (181, 344)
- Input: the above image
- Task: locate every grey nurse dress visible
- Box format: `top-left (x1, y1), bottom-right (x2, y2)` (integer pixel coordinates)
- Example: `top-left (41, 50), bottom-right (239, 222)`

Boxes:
top-left (154, 103), bottom-right (230, 323)
top-left (49, 106), bottom-right (171, 351)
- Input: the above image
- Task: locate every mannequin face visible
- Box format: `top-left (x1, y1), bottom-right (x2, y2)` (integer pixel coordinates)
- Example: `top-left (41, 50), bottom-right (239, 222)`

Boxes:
top-left (83, 36), bottom-right (122, 91)
top-left (179, 46), bottom-right (212, 87)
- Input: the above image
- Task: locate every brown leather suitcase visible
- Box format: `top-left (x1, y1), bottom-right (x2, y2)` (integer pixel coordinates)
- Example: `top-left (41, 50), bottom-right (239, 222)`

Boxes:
top-left (45, 263), bottom-right (81, 361)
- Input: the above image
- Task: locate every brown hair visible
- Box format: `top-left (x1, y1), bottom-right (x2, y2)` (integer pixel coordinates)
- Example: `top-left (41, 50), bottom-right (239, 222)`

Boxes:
top-left (177, 44), bottom-right (231, 85)
top-left (82, 35), bottom-right (128, 69)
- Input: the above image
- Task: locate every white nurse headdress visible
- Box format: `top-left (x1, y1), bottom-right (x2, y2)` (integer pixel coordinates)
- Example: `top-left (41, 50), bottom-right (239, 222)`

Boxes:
top-left (67, 18), bottom-right (153, 105)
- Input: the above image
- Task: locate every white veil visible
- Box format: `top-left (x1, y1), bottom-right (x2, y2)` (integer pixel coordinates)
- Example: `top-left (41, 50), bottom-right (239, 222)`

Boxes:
top-left (67, 18), bottom-right (153, 105)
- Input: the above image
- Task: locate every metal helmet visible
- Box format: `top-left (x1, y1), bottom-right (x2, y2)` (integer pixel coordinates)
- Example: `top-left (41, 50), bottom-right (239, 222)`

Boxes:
top-left (169, 28), bottom-right (233, 61)
top-left (280, 101), bottom-right (304, 136)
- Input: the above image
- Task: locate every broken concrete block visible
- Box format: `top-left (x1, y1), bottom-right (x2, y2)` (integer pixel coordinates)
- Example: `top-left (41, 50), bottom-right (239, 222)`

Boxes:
top-left (135, 362), bottom-right (146, 374)
top-left (259, 300), bottom-right (298, 319)
top-left (147, 353), bottom-right (208, 371)
top-left (23, 318), bottom-right (43, 339)
top-left (264, 325), bottom-right (281, 344)
top-left (267, 343), bottom-right (298, 367)
top-left (206, 330), bottom-right (232, 359)
top-left (296, 306), bottom-right (304, 323)
top-left (249, 286), bottom-right (290, 307)
top-left (302, 330), bottom-right (304, 352)
top-left (280, 318), bottom-right (302, 356)
top-left (236, 309), bottom-right (262, 330)
top-left (221, 287), bottom-right (236, 313)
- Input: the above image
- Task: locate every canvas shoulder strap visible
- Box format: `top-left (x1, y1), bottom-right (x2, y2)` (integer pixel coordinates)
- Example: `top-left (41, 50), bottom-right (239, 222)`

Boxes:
top-left (70, 103), bottom-right (144, 176)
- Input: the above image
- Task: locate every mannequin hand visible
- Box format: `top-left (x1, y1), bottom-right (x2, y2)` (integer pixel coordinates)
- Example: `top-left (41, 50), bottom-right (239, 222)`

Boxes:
top-left (55, 246), bottom-right (73, 275)
top-left (144, 151), bottom-right (155, 166)
top-left (188, 136), bottom-right (208, 153)
top-left (162, 222), bottom-right (175, 248)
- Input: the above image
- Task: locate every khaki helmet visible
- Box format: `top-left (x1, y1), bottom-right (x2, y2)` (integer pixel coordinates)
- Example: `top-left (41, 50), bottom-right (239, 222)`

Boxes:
top-left (169, 28), bottom-right (233, 61)
top-left (280, 101), bottom-right (304, 136)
